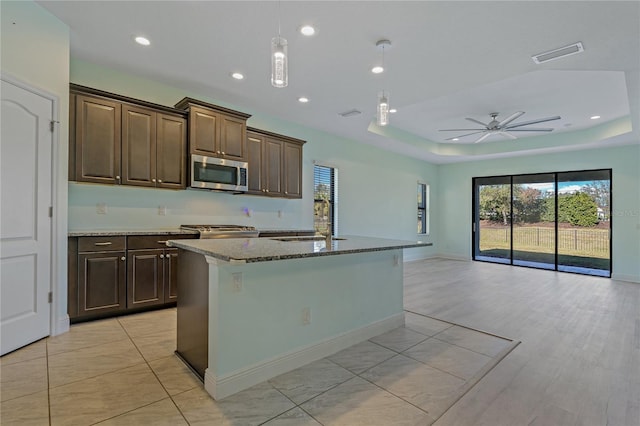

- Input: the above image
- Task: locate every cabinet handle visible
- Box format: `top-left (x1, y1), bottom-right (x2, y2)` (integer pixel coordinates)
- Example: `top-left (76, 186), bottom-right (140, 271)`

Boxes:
top-left (265, 189), bottom-right (269, 193)
top-left (157, 240), bottom-right (168, 244)
top-left (116, 175), bottom-right (120, 180)
top-left (152, 178), bottom-right (156, 183)
top-left (120, 256), bottom-right (125, 261)
top-left (160, 254), bottom-right (165, 259)
top-left (94, 242), bottom-right (113, 246)
top-left (216, 150), bottom-right (221, 154)
top-left (285, 191), bottom-right (288, 195)
top-left (158, 179), bottom-right (162, 183)
top-left (221, 152), bottom-right (225, 156)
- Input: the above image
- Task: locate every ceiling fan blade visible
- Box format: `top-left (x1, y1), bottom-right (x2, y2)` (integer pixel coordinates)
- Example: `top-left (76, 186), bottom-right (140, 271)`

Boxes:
top-left (507, 128), bottom-right (554, 132)
top-left (465, 117), bottom-right (489, 127)
top-left (506, 115), bottom-right (561, 129)
top-left (500, 131), bottom-right (518, 140)
top-left (445, 131), bottom-right (485, 140)
top-left (474, 133), bottom-right (492, 143)
top-left (439, 128), bottom-right (486, 132)
top-left (498, 111), bottom-right (525, 127)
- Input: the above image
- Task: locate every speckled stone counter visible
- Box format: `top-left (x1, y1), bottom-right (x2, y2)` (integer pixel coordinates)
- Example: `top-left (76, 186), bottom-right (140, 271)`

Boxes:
top-left (167, 235), bottom-right (432, 263)
top-left (257, 229), bottom-right (315, 237)
top-left (68, 229), bottom-right (199, 237)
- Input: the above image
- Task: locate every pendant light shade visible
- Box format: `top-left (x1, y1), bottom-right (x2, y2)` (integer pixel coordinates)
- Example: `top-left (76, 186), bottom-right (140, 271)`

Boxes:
top-left (377, 92), bottom-right (390, 126)
top-left (271, 36), bottom-right (288, 88)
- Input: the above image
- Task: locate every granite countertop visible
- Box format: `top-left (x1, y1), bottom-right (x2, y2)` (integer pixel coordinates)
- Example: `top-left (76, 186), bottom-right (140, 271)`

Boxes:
top-left (258, 229), bottom-right (315, 236)
top-left (167, 235), bottom-right (432, 263)
top-left (68, 229), bottom-right (199, 237)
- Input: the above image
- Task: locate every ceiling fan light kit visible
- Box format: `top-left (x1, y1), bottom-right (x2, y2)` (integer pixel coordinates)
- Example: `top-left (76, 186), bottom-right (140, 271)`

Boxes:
top-left (440, 111), bottom-right (561, 143)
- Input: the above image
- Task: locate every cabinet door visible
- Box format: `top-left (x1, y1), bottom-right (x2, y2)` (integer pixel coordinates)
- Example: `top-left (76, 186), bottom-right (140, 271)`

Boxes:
top-left (157, 114), bottom-right (187, 189)
top-left (122, 105), bottom-right (156, 187)
top-left (69, 93), bottom-right (77, 181)
top-left (164, 248), bottom-right (179, 302)
top-left (75, 95), bottom-right (122, 184)
top-left (220, 115), bottom-right (247, 161)
top-left (246, 132), bottom-right (265, 194)
top-left (190, 105), bottom-right (219, 156)
top-left (283, 142), bottom-right (303, 198)
top-left (78, 251), bottom-right (126, 316)
top-left (127, 249), bottom-right (164, 308)
top-left (264, 137), bottom-right (283, 196)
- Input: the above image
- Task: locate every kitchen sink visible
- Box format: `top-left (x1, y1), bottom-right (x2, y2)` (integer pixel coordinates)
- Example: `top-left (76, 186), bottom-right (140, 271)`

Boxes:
top-left (269, 236), bottom-right (347, 242)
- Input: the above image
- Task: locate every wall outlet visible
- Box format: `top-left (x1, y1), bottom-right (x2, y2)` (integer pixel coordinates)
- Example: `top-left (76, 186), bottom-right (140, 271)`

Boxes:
top-left (96, 203), bottom-right (107, 214)
top-left (158, 206), bottom-right (167, 216)
top-left (278, 210), bottom-right (283, 218)
top-left (232, 272), bottom-right (243, 293)
top-left (301, 307), bottom-right (311, 325)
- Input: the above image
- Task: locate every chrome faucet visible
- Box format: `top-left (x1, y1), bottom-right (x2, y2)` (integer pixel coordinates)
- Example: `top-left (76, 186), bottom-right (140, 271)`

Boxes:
top-left (323, 199), bottom-right (332, 246)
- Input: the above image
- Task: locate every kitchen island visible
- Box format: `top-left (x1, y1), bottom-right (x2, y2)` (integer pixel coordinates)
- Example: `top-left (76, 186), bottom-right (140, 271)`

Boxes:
top-left (168, 235), bottom-right (432, 399)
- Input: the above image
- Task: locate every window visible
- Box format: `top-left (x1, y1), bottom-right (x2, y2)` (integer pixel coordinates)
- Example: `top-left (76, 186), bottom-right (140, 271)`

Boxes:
top-left (418, 182), bottom-right (429, 235)
top-left (314, 164), bottom-right (337, 235)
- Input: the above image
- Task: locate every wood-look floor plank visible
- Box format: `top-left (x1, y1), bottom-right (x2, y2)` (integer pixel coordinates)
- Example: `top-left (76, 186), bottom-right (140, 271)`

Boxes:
top-left (403, 259), bottom-right (640, 426)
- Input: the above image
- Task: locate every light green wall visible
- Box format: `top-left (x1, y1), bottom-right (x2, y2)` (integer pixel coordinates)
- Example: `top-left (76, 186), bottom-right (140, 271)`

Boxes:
top-left (69, 59), bottom-right (439, 260)
top-left (1, 0), bottom-right (70, 332)
top-left (438, 144), bottom-right (640, 282)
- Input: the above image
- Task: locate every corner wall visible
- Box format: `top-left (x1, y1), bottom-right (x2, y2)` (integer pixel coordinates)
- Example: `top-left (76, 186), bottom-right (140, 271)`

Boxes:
top-left (1, 0), bottom-right (70, 333)
top-left (437, 144), bottom-right (640, 282)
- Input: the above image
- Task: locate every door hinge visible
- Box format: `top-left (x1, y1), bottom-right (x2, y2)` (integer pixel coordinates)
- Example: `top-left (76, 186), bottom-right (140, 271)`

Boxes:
top-left (50, 121), bottom-right (55, 132)
top-left (49, 206), bottom-right (53, 218)
top-left (48, 292), bottom-right (53, 303)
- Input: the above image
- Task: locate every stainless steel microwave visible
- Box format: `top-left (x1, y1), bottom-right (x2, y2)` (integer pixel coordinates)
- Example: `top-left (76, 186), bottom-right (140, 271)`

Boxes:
top-left (190, 154), bottom-right (248, 192)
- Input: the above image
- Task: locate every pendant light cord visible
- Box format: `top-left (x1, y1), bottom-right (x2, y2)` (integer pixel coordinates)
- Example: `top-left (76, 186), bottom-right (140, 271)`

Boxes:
top-left (277, 0), bottom-right (282, 37)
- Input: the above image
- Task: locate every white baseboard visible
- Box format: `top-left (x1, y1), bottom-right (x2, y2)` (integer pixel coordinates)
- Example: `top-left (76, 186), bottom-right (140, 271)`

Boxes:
top-left (611, 273), bottom-right (640, 283)
top-left (52, 314), bottom-right (69, 336)
top-left (204, 312), bottom-right (405, 400)
top-left (435, 253), bottom-right (471, 261)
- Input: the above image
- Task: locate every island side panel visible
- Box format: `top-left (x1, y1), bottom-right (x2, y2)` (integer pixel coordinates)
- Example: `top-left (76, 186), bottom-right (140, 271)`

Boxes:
top-left (176, 248), bottom-right (209, 378)
top-left (211, 249), bottom-right (404, 382)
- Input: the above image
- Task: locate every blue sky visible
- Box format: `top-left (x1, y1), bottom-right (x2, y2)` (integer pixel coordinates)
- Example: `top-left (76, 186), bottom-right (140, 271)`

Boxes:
top-left (523, 181), bottom-right (596, 194)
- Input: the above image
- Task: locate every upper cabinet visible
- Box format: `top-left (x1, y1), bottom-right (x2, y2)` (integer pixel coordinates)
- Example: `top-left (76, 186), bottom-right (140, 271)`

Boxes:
top-left (70, 85), bottom-right (187, 189)
top-left (175, 98), bottom-right (251, 162)
top-left (246, 128), bottom-right (305, 199)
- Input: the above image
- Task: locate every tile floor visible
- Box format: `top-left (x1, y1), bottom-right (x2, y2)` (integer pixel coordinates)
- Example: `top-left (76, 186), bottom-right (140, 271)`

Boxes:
top-left (0, 308), bottom-right (516, 426)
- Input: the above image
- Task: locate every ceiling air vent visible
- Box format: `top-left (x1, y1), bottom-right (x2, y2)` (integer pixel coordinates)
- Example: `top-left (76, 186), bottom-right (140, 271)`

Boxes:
top-left (338, 109), bottom-right (362, 118)
top-left (532, 42), bottom-right (584, 64)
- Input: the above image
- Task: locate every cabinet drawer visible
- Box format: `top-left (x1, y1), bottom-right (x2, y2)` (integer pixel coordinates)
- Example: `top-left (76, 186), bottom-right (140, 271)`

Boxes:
top-left (78, 236), bottom-right (126, 252)
top-left (127, 234), bottom-right (196, 250)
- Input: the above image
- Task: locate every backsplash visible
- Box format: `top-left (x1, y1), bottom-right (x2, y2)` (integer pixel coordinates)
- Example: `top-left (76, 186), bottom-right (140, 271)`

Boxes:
top-left (68, 182), bottom-right (310, 231)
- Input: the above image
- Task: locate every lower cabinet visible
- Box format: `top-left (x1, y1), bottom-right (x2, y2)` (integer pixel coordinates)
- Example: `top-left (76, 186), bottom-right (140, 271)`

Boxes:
top-left (69, 234), bottom-right (196, 321)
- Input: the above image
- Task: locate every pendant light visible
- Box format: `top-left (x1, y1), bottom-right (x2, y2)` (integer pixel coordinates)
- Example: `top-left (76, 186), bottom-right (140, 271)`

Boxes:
top-left (377, 91), bottom-right (390, 126)
top-left (271, 2), bottom-right (288, 88)
top-left (375, 40), bottom-right (392, 126)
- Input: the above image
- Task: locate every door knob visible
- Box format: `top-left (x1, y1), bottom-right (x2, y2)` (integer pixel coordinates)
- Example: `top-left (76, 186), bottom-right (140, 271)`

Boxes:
top-left (120, 256), bottom-right (125, 261)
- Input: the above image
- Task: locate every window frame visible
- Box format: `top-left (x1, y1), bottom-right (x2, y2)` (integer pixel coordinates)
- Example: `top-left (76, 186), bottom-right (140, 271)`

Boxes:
top-left (313, 163), bottom-right (338, 236)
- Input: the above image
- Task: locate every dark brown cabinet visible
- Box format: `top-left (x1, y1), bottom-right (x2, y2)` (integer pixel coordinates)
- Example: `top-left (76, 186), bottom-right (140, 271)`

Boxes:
top-left (122, 104), bottom-right (187, 189)
top-left (175, 98), bottom-right (251, 162)
top-left (75, 236), bottom-right (127, 318)
top-left (74, 94), bottom-right (122, 185)
top-left (68, 233), bottom-right (197, 322)
top-left (246, 128), bottom-right (305, 198)
top-left (70, 85), bottom-right (187, 189)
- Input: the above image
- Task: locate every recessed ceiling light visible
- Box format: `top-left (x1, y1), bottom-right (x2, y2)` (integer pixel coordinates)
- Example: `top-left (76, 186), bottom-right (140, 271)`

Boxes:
top-left (389, 108), bottom-right (397, 114)
top-left (590, 115), bottom-right (601, 120)
top-left (371, 66), bottom-right (384, 74)
top-left (300, 25), bottom-right (315, 36)
top-left (230, 72), bottom-right (244, 80)
top-left (298, 97), bottom-right (309, 103)
top-left (134, 36), bottom-right (150, 46)
top-left (452, 138), bottom-right (459, 141)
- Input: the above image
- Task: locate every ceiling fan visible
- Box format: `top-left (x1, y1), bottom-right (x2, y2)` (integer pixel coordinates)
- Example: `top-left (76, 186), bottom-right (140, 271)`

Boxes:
top-left (439, 111), bottom-right (561, 143)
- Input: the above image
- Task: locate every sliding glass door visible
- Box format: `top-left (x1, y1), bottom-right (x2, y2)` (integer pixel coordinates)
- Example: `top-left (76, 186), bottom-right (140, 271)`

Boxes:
top-left (512, 174), bottom-right (556, 270)
top-left (474, 176), bottom-right (512, 264)
top-left (473, 169), bottom-right (611, 277)
top-left (556, 170), bottom-right (611, 276)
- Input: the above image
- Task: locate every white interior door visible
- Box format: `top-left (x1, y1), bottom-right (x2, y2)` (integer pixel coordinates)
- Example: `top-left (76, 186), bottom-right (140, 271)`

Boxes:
top-left (1, 78), bottom-right (53, 355)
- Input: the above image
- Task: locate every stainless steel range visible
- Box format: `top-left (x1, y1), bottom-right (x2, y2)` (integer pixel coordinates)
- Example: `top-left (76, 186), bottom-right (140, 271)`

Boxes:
top-left (180, 225), bottom-right (259, 239)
